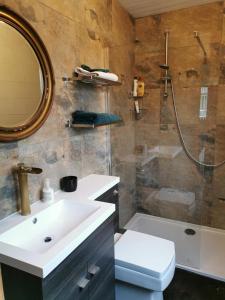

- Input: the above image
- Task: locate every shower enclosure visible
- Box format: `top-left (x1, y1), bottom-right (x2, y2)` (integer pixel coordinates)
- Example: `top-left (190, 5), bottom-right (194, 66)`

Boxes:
top-left (109, 2), bottom-right (225, 281)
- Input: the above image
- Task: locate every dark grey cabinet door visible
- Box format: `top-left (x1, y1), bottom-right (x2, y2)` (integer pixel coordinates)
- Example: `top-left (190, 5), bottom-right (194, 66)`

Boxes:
top-left (91, 265), bottom-right (115, 300)
top-left (95, 184), bottom-right (119, 232)
top-left (43, 216), bottom-right (115, 300)
top-left (1, 215), bottom-right (115, 300)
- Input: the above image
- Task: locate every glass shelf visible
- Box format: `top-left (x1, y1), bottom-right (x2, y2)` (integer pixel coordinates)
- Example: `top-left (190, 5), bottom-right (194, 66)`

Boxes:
top-left (62, 73), bottom-right (122, 87)
top-left (66, 120), bottom-right (122, 129)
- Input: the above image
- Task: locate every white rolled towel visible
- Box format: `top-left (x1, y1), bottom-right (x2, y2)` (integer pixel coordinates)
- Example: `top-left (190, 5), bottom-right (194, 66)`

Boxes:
top-left (75, 67), bottom-right (92, 75)
top-left (92, 71), bottom-right (118, 82)
top-left (75, 67), bottom-right (119, 82)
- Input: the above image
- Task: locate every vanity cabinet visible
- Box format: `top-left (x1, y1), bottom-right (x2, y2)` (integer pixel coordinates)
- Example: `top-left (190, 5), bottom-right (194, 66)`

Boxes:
top-left (1, 216), bottom-right (115, 300)
top-left (95, 185), bottom-right (119, 232)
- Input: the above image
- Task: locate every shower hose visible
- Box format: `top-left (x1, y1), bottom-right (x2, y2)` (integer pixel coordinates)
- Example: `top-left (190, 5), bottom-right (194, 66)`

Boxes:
top-left (170, 79), bottom-right (225, 168)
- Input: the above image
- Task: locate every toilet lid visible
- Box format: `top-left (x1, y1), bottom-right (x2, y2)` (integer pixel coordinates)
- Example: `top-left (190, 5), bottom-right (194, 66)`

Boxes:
top-left (115, 230), bottom-right (175, 279)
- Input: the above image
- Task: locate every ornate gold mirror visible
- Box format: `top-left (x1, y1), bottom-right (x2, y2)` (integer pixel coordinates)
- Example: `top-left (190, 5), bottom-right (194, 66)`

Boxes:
top-left (0, 6), bottom-right (54, 141)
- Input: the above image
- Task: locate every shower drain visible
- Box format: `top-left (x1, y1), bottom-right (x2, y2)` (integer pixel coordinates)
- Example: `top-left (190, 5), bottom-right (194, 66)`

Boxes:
top-left (44, 236), bottom-right (53, 243)
top-left (184, 228), bottom-right (196, 236)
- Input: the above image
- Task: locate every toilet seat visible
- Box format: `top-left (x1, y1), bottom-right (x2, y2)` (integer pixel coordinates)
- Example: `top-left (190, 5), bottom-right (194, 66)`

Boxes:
top-left (115, 230), bottom-right (175, 291)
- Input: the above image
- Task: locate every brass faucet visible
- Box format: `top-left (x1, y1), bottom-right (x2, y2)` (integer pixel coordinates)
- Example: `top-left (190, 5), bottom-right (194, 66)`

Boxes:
top-left (17, 163), bottom-right (43, 216)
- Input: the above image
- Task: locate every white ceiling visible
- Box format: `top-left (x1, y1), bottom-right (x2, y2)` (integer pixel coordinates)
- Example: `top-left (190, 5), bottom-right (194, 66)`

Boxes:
top-left (118, 0), bottom-right (219, 18)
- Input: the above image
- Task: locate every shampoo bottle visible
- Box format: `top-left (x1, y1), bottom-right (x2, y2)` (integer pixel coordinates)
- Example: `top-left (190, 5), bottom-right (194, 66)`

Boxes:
top-left (137, 77), bottom-right (145, 97)
top-left (133, 76), bottom-right (138, 97)
top-left (42, 178), bottom-right (54, 203)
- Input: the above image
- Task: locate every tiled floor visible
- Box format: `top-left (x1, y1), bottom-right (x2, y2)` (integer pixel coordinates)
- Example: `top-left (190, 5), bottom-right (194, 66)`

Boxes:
top-left (2, 268), bottom-right (225, 300)
top-left (164, 269), bottom-right (225, 300)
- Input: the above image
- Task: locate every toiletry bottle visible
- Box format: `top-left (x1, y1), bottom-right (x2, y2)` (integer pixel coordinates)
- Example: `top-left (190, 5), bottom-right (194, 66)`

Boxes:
top-left (133, 76), bottom-right (138, 97)
top-left (42, 178), bottom-right (54, 203)
top-left (137, 77), bottom-right (145, 97)
top-left (134, 100), bottom-right (140, 114)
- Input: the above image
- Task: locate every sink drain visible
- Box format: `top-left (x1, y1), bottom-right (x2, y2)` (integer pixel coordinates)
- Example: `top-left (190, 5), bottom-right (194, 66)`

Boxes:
top-left (44, 236), bottom-right (52, 243)
top-left (32, 218), bottom-right (37, 224)
top-left (185, 228), bottom-right (196, 235)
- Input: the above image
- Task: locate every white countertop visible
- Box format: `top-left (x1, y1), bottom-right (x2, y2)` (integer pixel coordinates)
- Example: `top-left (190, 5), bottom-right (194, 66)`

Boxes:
top-left (0, 174), bottom-right (120, 278)
top-left (56, 173), bottom-right (120, 202)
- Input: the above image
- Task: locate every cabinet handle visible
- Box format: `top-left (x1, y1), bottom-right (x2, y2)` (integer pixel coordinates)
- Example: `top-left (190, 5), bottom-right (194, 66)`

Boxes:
top-left (88, 265), bottom-right (100, 276)
top-left (77, 277), bottom-right (90, 290)
top-left (113, 190), bottom-right (119, 196)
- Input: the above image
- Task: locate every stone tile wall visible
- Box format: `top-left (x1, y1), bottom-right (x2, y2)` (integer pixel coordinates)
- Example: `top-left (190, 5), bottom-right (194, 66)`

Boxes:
top-left (0, 0), bottom-right (136, 226)
top-left (2, 0), bottom-right (225, 235)
top-left (134, 2), bottom-right (225, 229)
top-left (109, 0), bottom-right (136, 227)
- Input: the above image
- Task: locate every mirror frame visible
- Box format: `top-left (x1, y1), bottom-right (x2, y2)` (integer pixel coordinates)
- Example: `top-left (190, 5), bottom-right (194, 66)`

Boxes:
top-left (0, 6), bottom-right (54, 142)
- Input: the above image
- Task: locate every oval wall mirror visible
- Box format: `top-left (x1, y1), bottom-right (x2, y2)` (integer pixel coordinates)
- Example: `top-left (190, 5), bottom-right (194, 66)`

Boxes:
top-left (0, 6), bottom-right (54, 141)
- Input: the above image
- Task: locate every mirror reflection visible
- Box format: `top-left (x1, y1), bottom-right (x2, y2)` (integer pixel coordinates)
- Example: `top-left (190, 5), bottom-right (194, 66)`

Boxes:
top-left (0, 21), bottom-right (44, 128)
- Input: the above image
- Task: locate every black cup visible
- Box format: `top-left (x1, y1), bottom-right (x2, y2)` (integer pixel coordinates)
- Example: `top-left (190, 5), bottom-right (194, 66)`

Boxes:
top-left (60, 176), bottom-right (77, 192)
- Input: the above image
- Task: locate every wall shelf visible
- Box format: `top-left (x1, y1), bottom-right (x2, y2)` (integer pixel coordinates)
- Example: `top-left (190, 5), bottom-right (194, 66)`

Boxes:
top-left (129, 92), bottom-right (149, 99)
top-left (62, 73), bottom-right (122, 87)
top-left (129, 95), bottom-right (148, 120)
top-left (66, 120), bottom-right (122, 129)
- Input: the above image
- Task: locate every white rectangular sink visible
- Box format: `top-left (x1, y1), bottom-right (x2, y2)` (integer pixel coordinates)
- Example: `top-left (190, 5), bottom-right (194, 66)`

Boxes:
top-left (0, 200), bottom-right (99, 254)
top-left (0, 190), bottom-right (115, 278)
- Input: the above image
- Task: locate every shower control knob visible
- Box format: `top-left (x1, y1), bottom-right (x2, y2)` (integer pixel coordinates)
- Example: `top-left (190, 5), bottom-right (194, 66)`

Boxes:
top-left (113, 189), bottom-right (119, 196)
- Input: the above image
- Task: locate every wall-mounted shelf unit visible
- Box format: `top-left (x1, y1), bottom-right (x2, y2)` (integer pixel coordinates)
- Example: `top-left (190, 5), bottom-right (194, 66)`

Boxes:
top-left (62, 73), bottom-right (122, 87)
top-left (129, 94), bottom-right (148, 120)
top-left (66, 119), bottom-right (122, 129)
top-left (129, 91), bottom-right (149, 99)
top-left (133, 96), bottom-right (144, 99)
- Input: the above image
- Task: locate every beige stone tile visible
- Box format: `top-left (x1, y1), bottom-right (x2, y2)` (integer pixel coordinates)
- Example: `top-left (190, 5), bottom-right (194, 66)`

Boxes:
top-left (135, 123), bottom-right (161, 147)
top-left (216, 85), bottom-right (225, 124)
top-left (136, 2), bottom-right (223, 53)
top-left (214, 124), bottom-right (225, 163)
top-left (111, 0), bottom-right (134, 47)
top-left (1, 0), bottom-right (43, 23)
top-left (172, 86), bottom-right (218, 125)
top-left (38, 0), bottom-right (84, 21)
top-left (160, 2), bottom-right (222, 49)
top-left (109, 45), bottom-right (134, 81)
top-left (158, 155), bottom-right (202, 191)
top-left (135, 52), bottom-right (163, 88)
top-left (213, 166), bottom-right (225, 200)
top-left (0, 0), bottom-right (137, 222)
top-left (170, 46), bottom-right (220, 87)
top-left (83, 0), bottom-right (112, 46)
top-left (135, 15), bottom-right (164, 54)
top-left (74, 21), bottom-right (109, 68)
top-left (3, 0), bottom-right (78, 79)
top-left (134, 1), bottom-right (225, 230)
top-left (220, 10), bottom-right (225, 45)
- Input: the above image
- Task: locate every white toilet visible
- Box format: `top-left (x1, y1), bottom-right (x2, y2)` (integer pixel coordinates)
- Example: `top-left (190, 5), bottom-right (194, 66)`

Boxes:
top-left (114, 230), bottom-right (175, 300)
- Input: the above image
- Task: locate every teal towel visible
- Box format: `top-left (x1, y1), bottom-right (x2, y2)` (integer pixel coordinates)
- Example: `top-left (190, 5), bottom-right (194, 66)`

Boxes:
top-left (72, 111), bottom-right (97, 123)
top-left (94, 113), bottom-right (122, 125)
top-left (72, 111), bottom-right (122, 125)
top-left (81, 64), bottom-right (110, 73)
